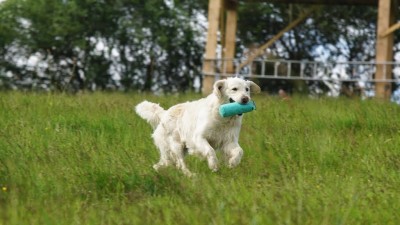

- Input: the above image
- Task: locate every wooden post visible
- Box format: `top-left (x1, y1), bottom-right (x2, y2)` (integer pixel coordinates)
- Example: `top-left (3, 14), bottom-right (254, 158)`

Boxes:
top-left (202, 0), bottom-right (223, 94)
top-left (380, 21), bottom-right (400, 38)
top-left (375, 0), bottom-right (396, 100)
top-left (223, 0), bottom-right (238, 75)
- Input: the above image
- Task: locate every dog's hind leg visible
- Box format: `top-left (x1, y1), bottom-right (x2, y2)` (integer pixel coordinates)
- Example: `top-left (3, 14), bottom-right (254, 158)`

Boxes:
top-left (175, 156), bottom-right (194, 177)
top-left (169, 132), bottom-right (194, 177)
top-left (152, 126), bottom-right (172, 171)
top-left (153, 152), bottom-right (170, 171)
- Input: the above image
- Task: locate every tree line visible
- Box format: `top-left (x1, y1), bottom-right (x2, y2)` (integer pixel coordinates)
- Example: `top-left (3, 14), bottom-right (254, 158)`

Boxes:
top-left (0, 0), bottom-right (394, 92)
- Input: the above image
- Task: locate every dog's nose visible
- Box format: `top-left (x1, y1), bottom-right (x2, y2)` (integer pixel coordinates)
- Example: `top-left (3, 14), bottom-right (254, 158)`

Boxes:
top-left (241, 96), bottom-right (249, 104)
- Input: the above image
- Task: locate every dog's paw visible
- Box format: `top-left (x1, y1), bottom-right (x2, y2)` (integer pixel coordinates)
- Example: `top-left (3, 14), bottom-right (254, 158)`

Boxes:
top-left (210, 163), bottom-right (219, 172)
top-left (208, 158), bottom-right (219, 172)
top-left (153, 163), bottom-right (165, 171)
top-left (228, 158), bottom-right (241, 168)
top-left (227, 148), bottom-right (243, 168)
top-left (228, 163), bottom-right (237, 169)
top-left (187, 172), bottom-right (197, 178)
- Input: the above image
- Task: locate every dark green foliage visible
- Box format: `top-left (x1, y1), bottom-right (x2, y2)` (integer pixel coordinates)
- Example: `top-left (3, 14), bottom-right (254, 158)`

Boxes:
top-left (0, 1), bottom-right (397, 92)
top-left (237, 4), bottom-right (378, 61)
top-left (0, 0), bottom-right (206, 92)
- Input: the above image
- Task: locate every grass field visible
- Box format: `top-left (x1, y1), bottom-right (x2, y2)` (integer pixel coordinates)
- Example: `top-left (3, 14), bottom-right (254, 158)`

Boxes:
top-left (0, 92), bottom-right (400, 225)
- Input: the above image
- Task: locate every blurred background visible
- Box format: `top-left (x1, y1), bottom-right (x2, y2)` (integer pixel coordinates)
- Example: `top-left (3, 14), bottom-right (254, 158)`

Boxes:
top-left (1, 0), bottom-right (399, 97)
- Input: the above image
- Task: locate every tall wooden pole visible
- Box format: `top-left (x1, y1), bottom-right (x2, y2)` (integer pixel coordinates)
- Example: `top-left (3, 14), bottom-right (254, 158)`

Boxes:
top-left (202, 0), bottom-right (223, 94)
top-left (375, 0), bottom-right (396, 99)
top-left (223, 0), bottom-right (238, 75)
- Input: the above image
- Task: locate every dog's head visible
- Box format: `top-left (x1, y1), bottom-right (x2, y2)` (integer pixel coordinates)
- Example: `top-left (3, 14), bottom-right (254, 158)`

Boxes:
top-left (213, 77), bottom-right (261, 104)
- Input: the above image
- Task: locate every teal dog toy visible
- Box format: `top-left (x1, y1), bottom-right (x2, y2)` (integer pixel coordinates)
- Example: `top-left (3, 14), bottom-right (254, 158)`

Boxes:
top-left (219, 101), bottom-right (256, 117)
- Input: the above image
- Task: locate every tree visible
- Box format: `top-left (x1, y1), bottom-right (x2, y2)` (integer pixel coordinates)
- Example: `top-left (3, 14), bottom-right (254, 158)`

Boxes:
top-left (0, 0), bottom-right (207, 92)
top-left (235, 3), bottom-right (382, 96)
top-left (236, 3), bottom-right (378, 61)
top-left (1, 1), bottom-right (395, 94)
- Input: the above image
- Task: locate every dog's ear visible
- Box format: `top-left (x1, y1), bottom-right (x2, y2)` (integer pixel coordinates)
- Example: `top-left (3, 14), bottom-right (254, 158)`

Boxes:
top-left (213, 80), bottom-right (226, 98)
top-left (248, 81), bottom-right (261, 94)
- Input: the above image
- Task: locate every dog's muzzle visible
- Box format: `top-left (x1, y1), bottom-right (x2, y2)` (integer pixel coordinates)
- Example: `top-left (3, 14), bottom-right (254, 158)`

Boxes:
top-left (229, 97), bottom-right (249, 104)
top-left (228, 98), bottom-right (243, 116)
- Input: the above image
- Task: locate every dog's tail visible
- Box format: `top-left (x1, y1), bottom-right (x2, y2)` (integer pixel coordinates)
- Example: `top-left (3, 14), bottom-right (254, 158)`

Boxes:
top-left (135, 101), bottom-right (165, 129)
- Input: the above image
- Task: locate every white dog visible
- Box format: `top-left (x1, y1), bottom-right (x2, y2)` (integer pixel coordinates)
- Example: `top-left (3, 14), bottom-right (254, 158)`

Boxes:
top-left (135, 77), bottom-right (261, 176)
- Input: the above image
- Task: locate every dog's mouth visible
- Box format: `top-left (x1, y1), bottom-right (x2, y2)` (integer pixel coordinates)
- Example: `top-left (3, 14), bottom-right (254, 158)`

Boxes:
top-left (228, 98), bottom-right (242, 116)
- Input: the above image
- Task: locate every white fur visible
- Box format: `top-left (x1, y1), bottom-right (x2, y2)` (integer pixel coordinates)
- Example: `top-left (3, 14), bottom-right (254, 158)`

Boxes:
top-left (135, 77), bottom-right (261, 176)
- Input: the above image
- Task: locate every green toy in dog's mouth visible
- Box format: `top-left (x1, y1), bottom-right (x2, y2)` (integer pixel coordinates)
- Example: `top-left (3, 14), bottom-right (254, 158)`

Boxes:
top-left (220, 100), bottom-right (256, 117)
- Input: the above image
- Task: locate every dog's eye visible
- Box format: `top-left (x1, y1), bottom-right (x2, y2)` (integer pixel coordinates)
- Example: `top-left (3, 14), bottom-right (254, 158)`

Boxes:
top-left (246, 88), bottom-right (249, 92)
top-left (232, 88), bottom-right (238, 91)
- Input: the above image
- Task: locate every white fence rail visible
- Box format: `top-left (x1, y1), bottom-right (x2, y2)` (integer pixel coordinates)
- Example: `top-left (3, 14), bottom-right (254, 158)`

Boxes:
top-left (203, 58), bottom-right (400, 83)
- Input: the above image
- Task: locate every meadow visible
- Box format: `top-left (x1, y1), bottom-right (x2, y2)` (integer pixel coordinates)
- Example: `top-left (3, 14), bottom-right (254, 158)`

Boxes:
top-left (0, 92), bottom-right (400, 225)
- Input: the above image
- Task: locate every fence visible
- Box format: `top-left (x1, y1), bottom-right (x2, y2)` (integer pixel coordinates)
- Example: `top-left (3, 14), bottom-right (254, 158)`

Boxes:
top-left (203, 58), bottom-right (400, 82)
top-left (203, 58), bottom-right (400, 97)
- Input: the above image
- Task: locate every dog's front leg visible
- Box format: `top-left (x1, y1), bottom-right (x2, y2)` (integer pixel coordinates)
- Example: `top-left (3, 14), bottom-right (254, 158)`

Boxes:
top-left (223, 143), bottom-right (244, 168)
top-left (194, 137), bottom-right (218, 172)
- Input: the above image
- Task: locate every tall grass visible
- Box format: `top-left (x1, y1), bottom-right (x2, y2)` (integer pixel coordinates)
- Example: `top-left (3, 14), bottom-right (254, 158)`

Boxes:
top-left (0, 92), bottom-right (399, 224)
